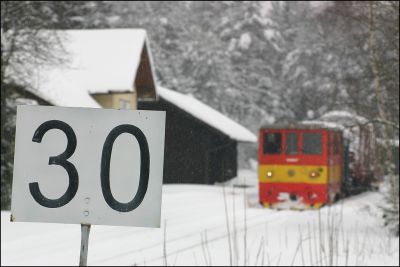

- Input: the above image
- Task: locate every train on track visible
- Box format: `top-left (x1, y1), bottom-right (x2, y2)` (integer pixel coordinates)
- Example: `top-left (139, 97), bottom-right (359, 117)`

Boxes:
top-left (258, 111), bottom-right (382, 209)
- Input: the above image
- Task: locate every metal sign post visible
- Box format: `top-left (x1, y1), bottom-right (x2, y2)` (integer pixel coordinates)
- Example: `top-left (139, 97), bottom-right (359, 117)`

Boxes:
top-left (79, 224), bottom-right (91, 266)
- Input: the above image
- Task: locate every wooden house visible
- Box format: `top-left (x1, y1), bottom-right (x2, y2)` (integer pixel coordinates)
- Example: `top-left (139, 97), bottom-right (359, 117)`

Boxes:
top-left (139, 87), bottom-right (256, 184)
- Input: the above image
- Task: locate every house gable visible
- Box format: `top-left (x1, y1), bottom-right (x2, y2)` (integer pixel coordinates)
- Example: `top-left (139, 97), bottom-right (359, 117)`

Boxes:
top-left (135, 43), bottom-right (157, 101)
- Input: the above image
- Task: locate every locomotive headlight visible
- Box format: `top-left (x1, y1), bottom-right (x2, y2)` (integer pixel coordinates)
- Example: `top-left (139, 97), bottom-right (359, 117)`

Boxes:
top-left (266, 171), bottom-right (273, 178)
top-left (309, 171), bottom-right (320, 179)
top-left (307, 191), bottom-right (318, 200)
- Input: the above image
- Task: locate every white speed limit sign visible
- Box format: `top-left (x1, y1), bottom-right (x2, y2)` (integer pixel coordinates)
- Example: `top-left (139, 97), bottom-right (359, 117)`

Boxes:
top-left (11, 105), bottom-right (165, 227)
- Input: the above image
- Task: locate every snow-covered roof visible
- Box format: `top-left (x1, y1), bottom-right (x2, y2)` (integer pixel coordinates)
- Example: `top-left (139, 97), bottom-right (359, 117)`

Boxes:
top-left (157, 87), bottom-right (257, 143)
top-left (300, 120), bottom-right (345, 131)
top-left (320, 110), bottom-right (368, 124)
top-left (19, 29), bottom-right (157, 108)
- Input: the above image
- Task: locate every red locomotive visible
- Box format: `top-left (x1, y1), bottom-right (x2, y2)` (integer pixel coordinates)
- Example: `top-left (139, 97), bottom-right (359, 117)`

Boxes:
top-left (259, 111), bottom-right (379, 209)
top-left (259, 125), bottom-right (343, 209)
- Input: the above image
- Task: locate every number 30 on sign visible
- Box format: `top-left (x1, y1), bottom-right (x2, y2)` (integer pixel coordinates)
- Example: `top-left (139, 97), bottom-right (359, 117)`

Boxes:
top-left (11, 106), bottom-right (165, 227)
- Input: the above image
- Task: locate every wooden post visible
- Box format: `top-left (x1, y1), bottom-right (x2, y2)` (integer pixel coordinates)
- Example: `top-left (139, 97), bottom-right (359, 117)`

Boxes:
top-left (79, 224), bottom-right (91, 266)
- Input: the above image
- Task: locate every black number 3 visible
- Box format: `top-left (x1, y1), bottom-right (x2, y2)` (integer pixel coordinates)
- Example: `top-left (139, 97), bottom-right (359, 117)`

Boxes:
top-left (29, 120), bottom-right (79, 208)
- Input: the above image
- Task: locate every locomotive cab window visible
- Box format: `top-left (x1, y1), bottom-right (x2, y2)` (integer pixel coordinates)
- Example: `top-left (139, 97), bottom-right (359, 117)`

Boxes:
top-left (333, 134), bottom-right (339, 155)
top-left (302, 132), bottom-right (322, 155)
top-left (285, 133), bottom-right (298, 155)
top-left (264, 132), bottom-right (282, 154)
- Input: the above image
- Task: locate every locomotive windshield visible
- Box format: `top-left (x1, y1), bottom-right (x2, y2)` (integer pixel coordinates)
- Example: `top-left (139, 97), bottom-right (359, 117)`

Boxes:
top-left (302, 133), bottom-right (322, 154)
top-left (285, 133), bottom-right (299, 155)
top-left (264, 132), bottom-right (281, 154)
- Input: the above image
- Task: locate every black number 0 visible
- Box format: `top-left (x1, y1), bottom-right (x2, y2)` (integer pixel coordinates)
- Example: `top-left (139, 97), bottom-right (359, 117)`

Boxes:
top-left (29, 120), bottom-right (79, 208)
top-left (101, 125), bottom-right (150, 212)
top-left (29, 121), bottom-right (150, 212)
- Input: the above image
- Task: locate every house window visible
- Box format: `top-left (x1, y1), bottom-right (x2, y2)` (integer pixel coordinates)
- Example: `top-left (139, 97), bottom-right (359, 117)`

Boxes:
top-left (119, 99), bottom-right (131, 110)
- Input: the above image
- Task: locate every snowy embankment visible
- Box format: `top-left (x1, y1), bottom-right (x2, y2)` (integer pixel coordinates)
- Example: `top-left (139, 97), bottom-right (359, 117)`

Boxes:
top-left (1, 170), bottom-right (399, 266)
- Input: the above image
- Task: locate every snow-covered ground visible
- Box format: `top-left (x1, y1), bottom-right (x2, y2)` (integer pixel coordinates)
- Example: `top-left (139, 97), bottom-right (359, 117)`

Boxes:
top-left (1, 170), bottom-right (399, 266)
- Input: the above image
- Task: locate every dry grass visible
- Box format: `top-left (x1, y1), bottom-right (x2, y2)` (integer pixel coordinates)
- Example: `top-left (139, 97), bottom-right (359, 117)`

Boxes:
top-left (158, 185), bottom-right (397, 266)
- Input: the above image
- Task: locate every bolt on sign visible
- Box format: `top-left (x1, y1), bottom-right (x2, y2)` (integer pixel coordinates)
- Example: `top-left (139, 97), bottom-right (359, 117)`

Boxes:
top-left (11, 106), bottom-right (165, 227)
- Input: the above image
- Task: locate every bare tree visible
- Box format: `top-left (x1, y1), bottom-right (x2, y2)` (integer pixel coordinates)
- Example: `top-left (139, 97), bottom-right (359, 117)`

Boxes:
top-left (1, 1), bottom-right (79, 209)
top-left (367, 1), bottom-right (399, 236)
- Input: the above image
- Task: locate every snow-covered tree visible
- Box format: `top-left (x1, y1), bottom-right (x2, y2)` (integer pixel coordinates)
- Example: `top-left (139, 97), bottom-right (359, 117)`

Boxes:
top-left (315, 1), bottom-right (399, 235)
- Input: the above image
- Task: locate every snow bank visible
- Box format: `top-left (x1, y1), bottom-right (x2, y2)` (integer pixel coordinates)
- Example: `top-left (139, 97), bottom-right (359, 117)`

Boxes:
top-left (2, 170), bottom-right (398, 266)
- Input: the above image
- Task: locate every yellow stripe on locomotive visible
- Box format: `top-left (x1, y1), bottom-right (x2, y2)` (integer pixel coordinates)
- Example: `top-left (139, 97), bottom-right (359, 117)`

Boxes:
top-left (259, 164), bottom-right (328, 184)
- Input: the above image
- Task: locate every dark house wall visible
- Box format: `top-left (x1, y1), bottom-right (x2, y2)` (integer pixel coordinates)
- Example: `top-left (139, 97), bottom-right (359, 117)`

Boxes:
top-left (139, 99), bottom-right (237, 184)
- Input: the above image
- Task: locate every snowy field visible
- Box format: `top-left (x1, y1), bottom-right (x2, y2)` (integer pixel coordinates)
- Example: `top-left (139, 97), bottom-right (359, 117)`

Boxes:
top-left (1, 170), bottom-right (399, 266)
